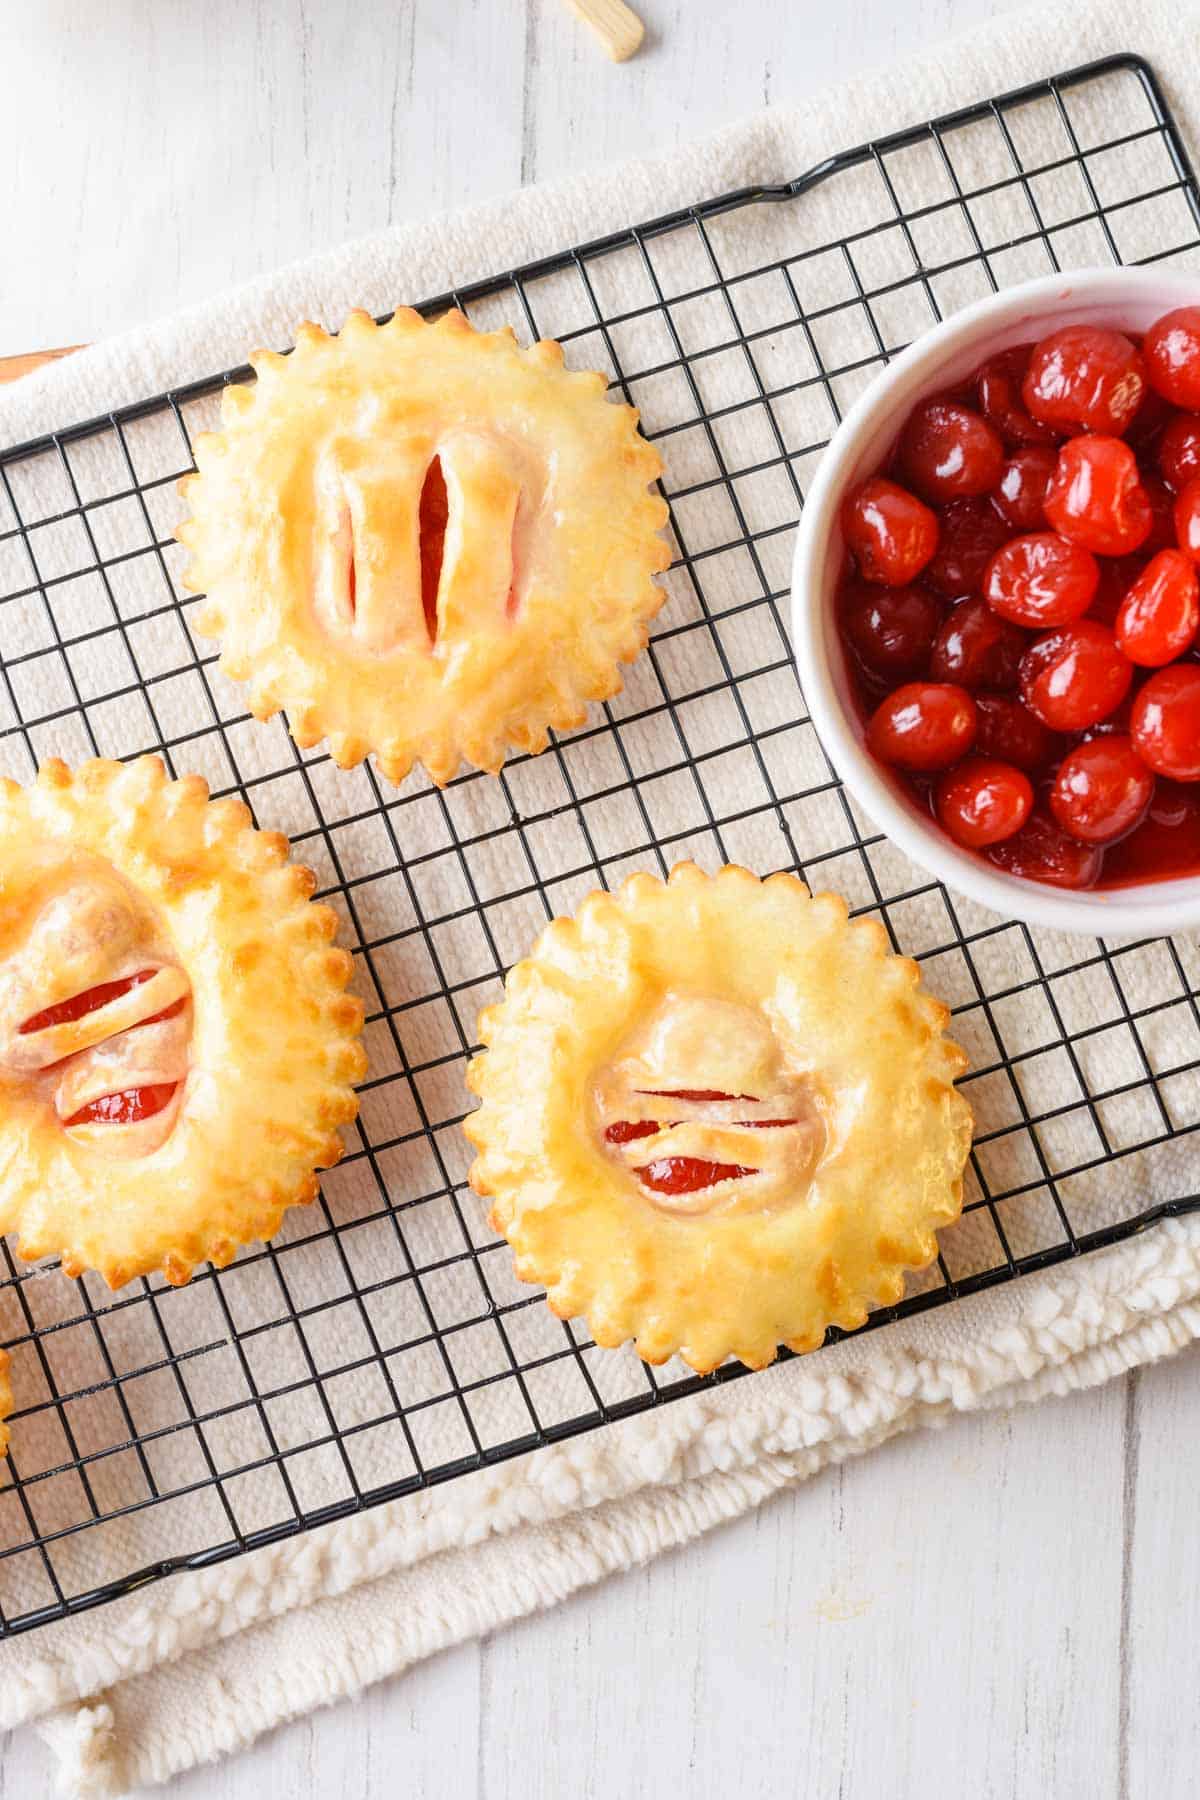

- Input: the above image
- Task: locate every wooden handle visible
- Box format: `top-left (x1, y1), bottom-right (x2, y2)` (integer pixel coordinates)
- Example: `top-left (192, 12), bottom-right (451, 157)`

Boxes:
top-left (562, 0), bottom-right (645, 61)
top-left (0, 345), bottom-right (82, 385)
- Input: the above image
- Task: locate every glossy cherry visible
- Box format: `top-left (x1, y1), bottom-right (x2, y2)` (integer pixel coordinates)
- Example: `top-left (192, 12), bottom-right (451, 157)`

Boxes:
top-left (1130, 664), bottom-right (1200, 780)
top-left (1173, 476), bottom-right (1200, 560)
top-left (1158, 412), bottom-right (1200, 491)
top-left (993, 447), bottom-right (1057, 531)
top-left (929, 597), bottom-right (1025, 690)
top-left (639, 1156), bottom-right (752, 1195)
top-left (841, 581), bottom-right (941, 679)
top-left (897, 400), bottom-right (1004, 503)
top-left (1100, 781), bottom-right (1200, 886)
top-left (976, 345), bottom-right (1060, 445)
top-left (986, 809), bottom-right (1103, 889)
top-left (984, 532), bottom-right (1098, 628)
top-left (1042, 436), bottom-right (1152, 557)
top-left (1114, 550), bottom-right (1200, 666)
top-left (1019, 621), bottom-right (1133, 733)
top-left (65, 1083), bottom-right (178, 1129)
top-left (922, 497), bottom-right (1010, 598)
top-left (1050, 736), bottom-right (1155, 844)
top-left (1022, 326), bottom-right (1146, 436)
top-left (935, 756), bottom-right (1033, 848)
top-left (973, 692), bottom-right (1060, 771)
top-left (867, 682), bottom-right (976, 771)
top-left (841, 477), bottom-right (939, 586)
top-left (1143, 306), bottom-right (1200, 410)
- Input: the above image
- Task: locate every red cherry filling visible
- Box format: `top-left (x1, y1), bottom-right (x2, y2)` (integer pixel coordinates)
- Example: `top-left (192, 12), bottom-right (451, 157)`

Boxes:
top-left (1042, 436), bottom-right (1151, 557)
top-left (921, 497), bottom-right (1009, 598)
top-left (1131, 665), bottom-right (1200, 780)
top-left (1143, 307), bottom-right (1200, 411)
top-left (838, 307), bottom-right (1200, 892)
top-left (638, 1157), bottom-right (754, 1195)
top-left (841, 477), bottom-right (938, 586)
top-left (984, 532), bottom-right (1098, 628)
top-left (897, 400), bottom-right (1004, 502)
top-left (867, 682), bottom-right (976, 771)
top-left (841, 582), bottom-right (941, 680)
top-left (605, 1120), bottom-right (660, 1144)
top-left (1019, 621), bottom-right (1133, 733)
top-left (973, 692), bottom-right (1060, 771)
top-left (935, 756), bottom-right (1033, 848)
top-left (1158, 413), bottom-right (1200, 491)
top-left (20, 968), bottom-right (156, 1035)
top-left (977, 345), bottom-right (1060, 446)
top-left (1115, 550), bottom-right (1199, 666)
top-left (65, 1083), bottom-right (179, 1129)
top-left (1050, 737), bottom-right (1155, 844)
top-left (987, 810), bottom-right (1103, 889)
top-left (1022, 326), bottom-right (1146, 435)
top-left (993, 447), bottom-right (1057, 531)
top-left (930, 597), bottom-right (1025, 690)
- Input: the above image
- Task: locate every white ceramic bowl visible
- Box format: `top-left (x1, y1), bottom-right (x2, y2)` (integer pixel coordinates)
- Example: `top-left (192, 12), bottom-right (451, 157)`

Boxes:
top-left (791, 267), bottom-right (1200, 938)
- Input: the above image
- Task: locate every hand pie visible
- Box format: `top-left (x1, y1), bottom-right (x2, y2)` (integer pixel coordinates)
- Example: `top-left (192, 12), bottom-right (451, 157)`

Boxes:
top-left (176, 308), bottom-right (670, 786)
top-left (466, 863), bottom-right (972, 1373)
top-left (0, 758), bottom-right (366, 1290)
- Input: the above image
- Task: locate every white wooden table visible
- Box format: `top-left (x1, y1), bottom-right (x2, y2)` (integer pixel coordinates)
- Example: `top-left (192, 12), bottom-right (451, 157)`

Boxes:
top-left (3, 2), bottom-right (1195, 1794)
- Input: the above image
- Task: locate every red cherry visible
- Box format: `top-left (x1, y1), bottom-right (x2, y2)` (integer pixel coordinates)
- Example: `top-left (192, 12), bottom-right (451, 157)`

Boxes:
top-left (1143, 306), bottom-right (1200, 410)
top-left (1050, 736), bottom-right (1155, 844)
top-left (65, 1083), bottom-right (179, 1128)
top-left (935, 756), bottom-right (1033, 847)
top-left (1173, 476), bottom-right (1200, 560)
top-left (841, 581), bottom-right (941, 679)
top-left (984, 532), bottom-right (1099, 627)
top-left (1130, 664), bottom-right (1200, 780)
top-left (897, 400), bottom-right (1004, 503)
top-left (1100, 780), bottom-right (1200, 886)
top-left (1088, 555), bottom-right (1146, 627)
top-left (987, 809), bottom-right (1103, 888)
top-left (993, 447), bottom-right (1057, 531)
top-left (922, 498), bottom-right (1009, 598)
top-left (867, 682), bottom-right (977, 771)
top-left (841, 477), bottom-right (939, 586)
top-left (1042, 436), bottom-right (1152, 557)
top-left (1141, 472), bottom-right (1178, 555)
top-left (639, 1156), bottom-right (752, 1195)
top-left (1158, 413), bottom-right (1200, 491)
top-left (1020, 621), bottom-right (1133, 732)
top-left (1022, 326), bottom-right (1146, 436)
top-left (929, 596), bottom-right (1026, 690)
top-left (1127, 380), bottom-right (1174, 450)
top-left (1114, 550), bottom-right (1200, 666)
top-left (974, 692), bottom-right (1060, 772)
top-left (977, 345), bottom-right (1061, 446)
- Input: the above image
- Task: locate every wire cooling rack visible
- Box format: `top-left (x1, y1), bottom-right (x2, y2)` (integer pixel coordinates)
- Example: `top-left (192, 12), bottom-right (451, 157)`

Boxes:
top-left (0, 53), bottom-right (1199, 1640)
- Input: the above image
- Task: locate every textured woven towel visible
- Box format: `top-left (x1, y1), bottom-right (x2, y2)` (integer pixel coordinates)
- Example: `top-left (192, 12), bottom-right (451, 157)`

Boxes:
top-left (3, 1), bottom-right (1200, 1792)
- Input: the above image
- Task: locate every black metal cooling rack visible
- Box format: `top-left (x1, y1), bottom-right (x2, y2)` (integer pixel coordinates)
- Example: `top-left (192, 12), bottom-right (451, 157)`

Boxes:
top-left (0, 51), bottom-right (1199, 1640)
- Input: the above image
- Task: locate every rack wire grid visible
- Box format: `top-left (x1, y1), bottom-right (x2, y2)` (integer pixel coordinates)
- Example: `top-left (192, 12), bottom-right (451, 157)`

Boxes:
top-left (0, 52), bottom-right (1199, 1640)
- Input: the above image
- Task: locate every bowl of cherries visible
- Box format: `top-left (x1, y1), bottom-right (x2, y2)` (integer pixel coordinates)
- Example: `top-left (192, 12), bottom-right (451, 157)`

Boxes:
top-left (791, 269), bottom-right (1200, 936)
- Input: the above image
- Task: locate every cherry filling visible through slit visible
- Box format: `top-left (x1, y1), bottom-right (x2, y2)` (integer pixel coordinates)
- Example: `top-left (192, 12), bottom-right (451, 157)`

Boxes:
top-left (20, 968), bottom-right (155, 1034)
top-left (18, 967), bottom-right (187, 1132)
top-left (419, 456), bottom-right (449, 645)
top-left (605, 1088), bottom-right (799, 1195)
top-left (65, 1083), bottom-right (177, 1128)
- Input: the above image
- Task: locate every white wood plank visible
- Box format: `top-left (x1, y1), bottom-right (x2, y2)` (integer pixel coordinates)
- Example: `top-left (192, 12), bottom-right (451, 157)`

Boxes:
top-left (478, 1378), bottom-right (1127, 1800)
top-left (1120, 1338), bottom-right (1200, 1798)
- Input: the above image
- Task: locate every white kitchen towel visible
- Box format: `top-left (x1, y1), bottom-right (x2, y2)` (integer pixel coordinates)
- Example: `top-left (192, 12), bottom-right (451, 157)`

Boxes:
top-left (2, 0), bottom-right (1200, 1794)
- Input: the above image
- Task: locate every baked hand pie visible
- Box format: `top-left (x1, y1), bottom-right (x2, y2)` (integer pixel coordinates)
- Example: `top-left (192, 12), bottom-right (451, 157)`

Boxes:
top-left (466, 863), bottom-right (972, 1373)
top-left (175, 307), bottom-right (670, 786)
top-left (0, 758), bottom-right (366, 1290)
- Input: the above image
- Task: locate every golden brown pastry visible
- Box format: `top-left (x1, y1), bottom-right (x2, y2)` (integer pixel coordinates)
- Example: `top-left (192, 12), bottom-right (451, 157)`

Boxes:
top-left (175, 308), bottom-right (670, 785)
top-left (466, 863), bottom-right (972, 1373)
top-left (0, 758), bottom-right (366, 1289)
